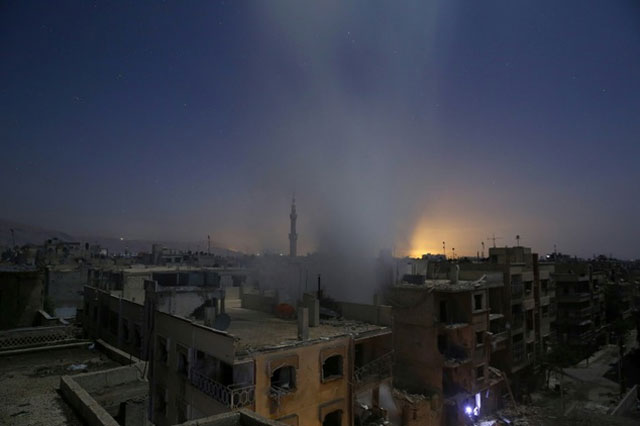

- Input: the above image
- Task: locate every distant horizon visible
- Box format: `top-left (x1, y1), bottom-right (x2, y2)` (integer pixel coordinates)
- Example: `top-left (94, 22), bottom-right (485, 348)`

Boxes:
top-left (1, 216), bottom-right (637, 261)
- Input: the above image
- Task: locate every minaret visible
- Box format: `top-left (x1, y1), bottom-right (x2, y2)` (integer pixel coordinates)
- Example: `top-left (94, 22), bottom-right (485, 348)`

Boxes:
top-left (289, 196), bottom-right (298, 257)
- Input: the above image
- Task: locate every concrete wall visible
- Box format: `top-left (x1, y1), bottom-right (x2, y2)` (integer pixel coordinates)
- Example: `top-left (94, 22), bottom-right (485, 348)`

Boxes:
top-left (0, 270), bottom-right (45, 329)
top-left (83, 286), bottom-right (145, 358)
top-left (157, 289), bottom-right (211, 317)
top-left (338, 302), bottom-right (392, 326)
top-left (152, 311), bottom-right (237, 425)
top-left (175, 410), bottom-right (286, 426)
top-left (60, 363), bottom-right (148, 426)
top-left (60, 375), bottom-right (121, 426)
top-left (253, 337), bottom-right (351, 426)
top-left (612, 384), bottom-right (638, 417)
top-left (241, 288), bottom-right (278, 313)
top-left (123, 275), bottom-right (148, 303)
top-left (73, 364), bottom-right (144, 393)
top-left (392, 393), bottom-right (442, 426)
top-left (47, 267), bottom-right (87, 318)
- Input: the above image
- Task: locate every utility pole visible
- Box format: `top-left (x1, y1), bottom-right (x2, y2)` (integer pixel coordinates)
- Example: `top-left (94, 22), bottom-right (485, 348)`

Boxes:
top-left (442, 241), bottom-right (446, 258)
top-left (481, 241), bottom-right (485, 259)
top-left (207, 235), bottom-right (211, 255)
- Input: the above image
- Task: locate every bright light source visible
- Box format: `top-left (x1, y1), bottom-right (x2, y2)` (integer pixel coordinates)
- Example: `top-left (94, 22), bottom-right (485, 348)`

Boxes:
top-left (465, 406), bottom-right (473, 415)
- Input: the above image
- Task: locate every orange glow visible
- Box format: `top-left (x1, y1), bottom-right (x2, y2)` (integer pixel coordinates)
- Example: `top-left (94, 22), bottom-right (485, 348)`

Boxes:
top-left (402, 211), bottom-right (486, 258)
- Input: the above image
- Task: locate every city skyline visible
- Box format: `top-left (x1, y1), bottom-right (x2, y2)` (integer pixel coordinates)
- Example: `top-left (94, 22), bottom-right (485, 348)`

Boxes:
top-left (2, 1), bottom-right (640, 258)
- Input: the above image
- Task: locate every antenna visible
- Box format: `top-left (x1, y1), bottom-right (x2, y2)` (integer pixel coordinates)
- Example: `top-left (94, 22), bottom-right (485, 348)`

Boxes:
top-left (487, 234), bottom-right (502, 248)
top-left (516, 235), bottom-right (522, 247)
top-left (481, 241), bottom-right (485, 258)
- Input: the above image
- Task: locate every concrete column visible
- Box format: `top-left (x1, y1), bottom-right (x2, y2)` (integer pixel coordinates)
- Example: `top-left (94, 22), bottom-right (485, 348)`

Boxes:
top-left (204, 307), bottom-right (216, 328)
top-left (220, 294), bottom-right (226, 314)
top-left (303, 293), bottom-right (320, 327)
top-left (298, 307), bottom-right (309, 340)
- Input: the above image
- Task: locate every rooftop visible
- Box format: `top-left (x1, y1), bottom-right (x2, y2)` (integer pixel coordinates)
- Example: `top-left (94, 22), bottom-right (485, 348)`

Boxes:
top-left (198, 306), bottom-right (390, 356)
top-left (0, 345), bottom-right (120, 426)
top-left (395, 274), bottom-right (503, 292)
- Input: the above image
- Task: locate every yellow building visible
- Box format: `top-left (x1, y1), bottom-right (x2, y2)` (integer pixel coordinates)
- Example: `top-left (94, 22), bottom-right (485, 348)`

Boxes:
top-left (150, 294), bottom-right (392, 426)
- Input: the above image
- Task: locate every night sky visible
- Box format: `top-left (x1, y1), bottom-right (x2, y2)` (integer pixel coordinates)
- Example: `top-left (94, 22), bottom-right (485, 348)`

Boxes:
top-left (2, 1), bottom-right (639, 258)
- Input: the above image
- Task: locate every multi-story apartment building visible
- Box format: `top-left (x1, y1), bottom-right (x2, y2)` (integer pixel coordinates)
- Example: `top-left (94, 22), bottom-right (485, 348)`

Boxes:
top-left (389, 269), bottom-right (504, 425)
top-left (455, 247), bottom-right (555, 393)
top-left (83, 278), bottom-right (393, 426)
top-left (553, 263), bottom-right (607, 349)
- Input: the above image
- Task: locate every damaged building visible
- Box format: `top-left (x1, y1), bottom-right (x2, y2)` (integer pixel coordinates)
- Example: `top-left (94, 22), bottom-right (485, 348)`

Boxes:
top-left (388, 267), bottom-right (505, 426)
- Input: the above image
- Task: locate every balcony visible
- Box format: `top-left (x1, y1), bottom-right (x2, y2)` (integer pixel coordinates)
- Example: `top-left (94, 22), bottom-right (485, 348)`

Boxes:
top-left (190, 369), bottom-right (255, 408)
top-left (354, 352), bottom-right (393, 387)
top-left (512, 341), bottom-right (526, 365)
top-left (557, 293), bottom-right (591, 303)
top-left (473, 346), bottom-right (486, 364)
top-left (511, 315), bottom-right (524, 331)
top-left (441, 344), bottom-right (470, 368)
top-left (491, 331), bottom-right (508, 351)
top-left (525, 329), bottom-right (535, 342)
top-left (523, 297), bottom-right (535, 310)
top-left (511, 284), bottom-right (524, 300)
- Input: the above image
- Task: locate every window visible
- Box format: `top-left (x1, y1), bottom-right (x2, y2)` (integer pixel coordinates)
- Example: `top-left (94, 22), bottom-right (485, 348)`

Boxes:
top-left (437, 334), bottom-right (447, 354)
top-left (321, 354), bottom-right (343, 382)
top-left (439, 300), bottom-right (448, 322)
top-left (323, 410), bottom-right (342, 426)
top-left (474, 294), bottom-right (483, 311)
top-left (271, 365), bottom-right (296, 393)
top-left (156, 336), bottom-right (168, 365)
top-left (109, 310), bottom-right (118, 335)
top-left (177, 345), bottom-right (190, 377)
top-left (476, 331), bottom-right (484, 346)
top-left (154, 386), bottom-right (167, 418)
top-left (476, 366), bottom-right (484, 381)
top-left (134, 324), bottom-right (142, 351)
top-left (122, 319), bottom-right (129, 342)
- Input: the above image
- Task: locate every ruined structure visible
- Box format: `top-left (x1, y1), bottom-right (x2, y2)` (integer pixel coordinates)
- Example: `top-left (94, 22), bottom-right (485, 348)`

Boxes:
top-left (389, 270), bottom-right (504, 425)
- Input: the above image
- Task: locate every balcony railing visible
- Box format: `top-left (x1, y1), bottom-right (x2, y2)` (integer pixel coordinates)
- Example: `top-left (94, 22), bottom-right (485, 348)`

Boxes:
top-left (354, 352), bottom-right (393, 385)
top-left (0, 325), bottom-right (78, 351)
top-left (492, 331), bottom-right (508, 343)
top-left (190, 369), bottom-right (255, 408)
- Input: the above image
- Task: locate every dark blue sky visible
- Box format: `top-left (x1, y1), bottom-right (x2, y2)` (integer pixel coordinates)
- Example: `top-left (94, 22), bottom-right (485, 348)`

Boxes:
top-left (2, 1), bottom-right (639, 258)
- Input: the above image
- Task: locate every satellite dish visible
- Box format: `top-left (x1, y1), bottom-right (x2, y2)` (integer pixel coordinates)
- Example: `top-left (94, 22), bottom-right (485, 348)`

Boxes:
top-left (213, 313), bottom-right (231, 331)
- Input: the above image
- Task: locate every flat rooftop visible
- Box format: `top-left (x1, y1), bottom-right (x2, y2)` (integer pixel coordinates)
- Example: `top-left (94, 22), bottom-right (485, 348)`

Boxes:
top-left (201, 307), bottom-right (390, 355)
top-left (395, 276), bottom-right (503, 292)
top-left (0, 345), bottom-right (120, 426)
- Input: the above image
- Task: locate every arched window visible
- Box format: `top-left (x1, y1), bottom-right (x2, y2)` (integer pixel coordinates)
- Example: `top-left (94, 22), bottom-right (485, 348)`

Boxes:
top-left (321, 354), bottom-right (343, 381)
